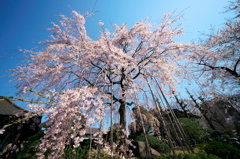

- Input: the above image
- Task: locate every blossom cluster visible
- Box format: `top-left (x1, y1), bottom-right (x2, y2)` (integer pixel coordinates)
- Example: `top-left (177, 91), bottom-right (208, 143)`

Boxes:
top-left (30, 87), bottom-right (107, 158)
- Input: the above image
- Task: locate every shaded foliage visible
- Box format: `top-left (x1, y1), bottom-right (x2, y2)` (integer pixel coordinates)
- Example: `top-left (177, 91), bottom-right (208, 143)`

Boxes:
top-left (206, 129), bottom-right (237, 142)
top-left (178, 118), bottom-right (209, 145)
top-left (155, 153), bottom-right (220, 159)
top-left (14, 131), bottom-right (44, 159)
top-left (135, 134), bottom-right (171, 154)
top-left (61, 146), bottom-right (89, 159)
top-left (204, 140), bottom-right (240, 159)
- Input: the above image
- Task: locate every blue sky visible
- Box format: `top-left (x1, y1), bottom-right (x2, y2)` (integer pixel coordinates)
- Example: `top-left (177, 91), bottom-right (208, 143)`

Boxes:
top-left (0, 0), bottom-right (235, 102)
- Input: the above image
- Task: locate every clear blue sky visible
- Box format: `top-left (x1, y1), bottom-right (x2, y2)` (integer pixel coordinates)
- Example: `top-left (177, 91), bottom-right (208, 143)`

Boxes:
top-left (0, 0), bottom-right (235, 101)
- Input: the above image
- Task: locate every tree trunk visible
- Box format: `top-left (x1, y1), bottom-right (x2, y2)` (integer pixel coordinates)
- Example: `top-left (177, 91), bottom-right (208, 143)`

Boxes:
top-left (119, 98), bottom-right (126, 129)
top-left (119, 73), bottom-right (127, 129)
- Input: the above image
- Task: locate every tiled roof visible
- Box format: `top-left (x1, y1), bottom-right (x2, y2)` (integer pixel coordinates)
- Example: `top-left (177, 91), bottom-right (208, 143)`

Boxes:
top-left (0, 96), bottom-right (27, 116)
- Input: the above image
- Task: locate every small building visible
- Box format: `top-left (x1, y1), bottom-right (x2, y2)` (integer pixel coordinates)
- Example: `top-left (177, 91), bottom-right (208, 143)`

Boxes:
top-left (0, 96), bottom-right (41, 153)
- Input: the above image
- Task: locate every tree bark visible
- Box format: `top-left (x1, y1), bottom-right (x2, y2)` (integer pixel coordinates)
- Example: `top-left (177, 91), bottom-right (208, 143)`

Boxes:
top-left (119, 92), bottom-right (126, 129)
top-left (118, 67), bottom-right (127, 129)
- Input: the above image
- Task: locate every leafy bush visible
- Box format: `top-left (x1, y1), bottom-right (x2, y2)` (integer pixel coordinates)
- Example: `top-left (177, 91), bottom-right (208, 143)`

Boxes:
top-left (178, 118), bottom-right (209, 145)
top-left (204, 140), bottom-right (240, 159)
top-left (155, 153), bottom-right (220, 159)
top-left (88, 149), bottom-right (120, 159)
top-left (177, 153), bottom-right (220, 159)
top-left (62, 146), bottom-right (89, 159)
top-left (155, 154), bottom-right (173, 159)
top-left (135, 134), bottom-right (170, 154)
top-left (14, 131), bottom-right (44, 159)
top-left (205, 129), bottom-right (237, 142)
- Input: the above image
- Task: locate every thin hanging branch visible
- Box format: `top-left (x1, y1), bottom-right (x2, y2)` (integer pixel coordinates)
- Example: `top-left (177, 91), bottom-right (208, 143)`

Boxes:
top-left (134, 93), bottom-right (152, 157)
top-left (110, 82), bottom-right (114, 159)
top-left (156, 96), bottom-right (186, 153)
top-left (153, 78), bottom-right (194, 153)
top-left (96, 119), bottom-right (103, 159)
top-left (145, 76), bottom-right (178, 159)
top-left (173, 93), bottom-right (190, 118)
top-left (88, 127), bottom-right (93, 159)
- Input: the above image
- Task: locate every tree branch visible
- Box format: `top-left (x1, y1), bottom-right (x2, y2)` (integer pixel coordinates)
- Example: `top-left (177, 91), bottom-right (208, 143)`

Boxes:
top-left (198, 62), bottom-right (240, 78)
top-left (234, 58), bottom-right (240, 72)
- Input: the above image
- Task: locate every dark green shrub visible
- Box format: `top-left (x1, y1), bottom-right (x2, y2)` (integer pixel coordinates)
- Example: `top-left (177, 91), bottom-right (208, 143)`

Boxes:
top-left (204, 140), bottom-right (240, 159)
top-left (177, 153), bottom-right (220, 159)
top-left (62, 145), bottom-right (89, 159)
top-left (178, 118), bottom-right (209, 145)
top-left (155, 153), bottom-right (220, 159)
top-left (14, 131), bottom-right (44, 159)
top-left (205, 129), bottom-right (237, 142)
top-left (135, 134), bottom-right (170, 154)
top-left (155, 154), bottom-right (173, 159)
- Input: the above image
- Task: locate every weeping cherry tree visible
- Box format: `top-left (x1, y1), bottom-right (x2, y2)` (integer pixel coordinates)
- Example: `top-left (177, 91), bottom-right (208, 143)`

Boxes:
top-left (12, 11), bottom-right (200, 158)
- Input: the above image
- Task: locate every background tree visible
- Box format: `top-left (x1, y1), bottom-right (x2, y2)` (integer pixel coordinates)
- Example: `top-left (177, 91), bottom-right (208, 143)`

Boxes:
top-left (173, 94), bottom-right (200, 118)
top-left (128, 106), bottom-right (161, 139)
top-left (186, 89), bottom-right (216, 130)
top-left (194, 0), bottom-right (240, 92)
